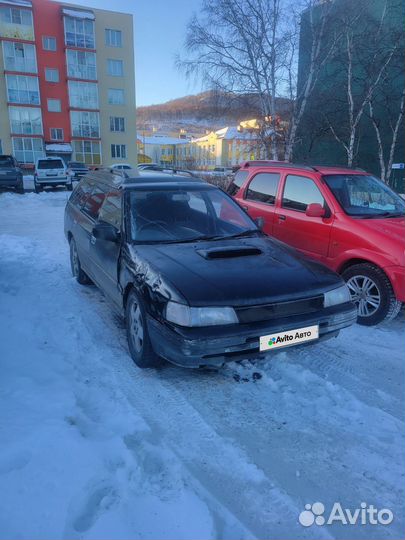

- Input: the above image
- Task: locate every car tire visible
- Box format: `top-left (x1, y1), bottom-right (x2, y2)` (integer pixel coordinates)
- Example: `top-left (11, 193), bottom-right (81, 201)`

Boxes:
top-left (66, 182), bottom-right (73, 191)
top-left (69, 237), bottom-right (91, 285)
top-left (126, 288), bottom-right (163, 368)
top-left (342, 263), bottom-right (401, 326)
top-left (34, 181), bottom-right (42, 193)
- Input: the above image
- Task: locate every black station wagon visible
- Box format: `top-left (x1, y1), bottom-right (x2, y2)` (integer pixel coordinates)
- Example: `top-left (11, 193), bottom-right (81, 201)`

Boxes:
top-left (64, 168), bottom-right (357, 368)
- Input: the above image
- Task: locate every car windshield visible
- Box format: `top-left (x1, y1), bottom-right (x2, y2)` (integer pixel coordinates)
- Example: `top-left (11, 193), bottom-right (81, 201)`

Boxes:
top-left (129, 186), bottom-right (259, 243)
top-left (37, 159), bottom-right (64, 169)
top-left (0, 156), bottom-right (14, 167)
top-left (323, 174), bottom-right (405, 218)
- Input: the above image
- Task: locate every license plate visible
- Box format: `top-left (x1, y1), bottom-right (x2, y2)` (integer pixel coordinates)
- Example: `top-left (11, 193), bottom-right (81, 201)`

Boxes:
top-left (260, 324), bottom-right (319, 351)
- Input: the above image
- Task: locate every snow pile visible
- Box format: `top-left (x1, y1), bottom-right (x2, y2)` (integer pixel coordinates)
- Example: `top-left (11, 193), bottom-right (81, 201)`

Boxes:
top-left (0, 191), bottom-right (404, 539)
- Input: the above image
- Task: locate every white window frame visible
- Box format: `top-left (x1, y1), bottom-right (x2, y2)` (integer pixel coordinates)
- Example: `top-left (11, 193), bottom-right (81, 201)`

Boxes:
top-left (110, 116), bottom-right (125, 132)
top-left (12, 136), bottom-right (44, 164)
top-left (9, 106), bottom-right (43, 135)
top-left (50, 128), bottom-right (64, 141)
top-left (105, 28), bottom-right (122, 47)
top-left (0, 6), bottom-right (33, 27)
top-left (70, 110), bottom-right (100, 138)
top-left (66, 49), bottom-right (97, 80)
top-left (108, 88), bottom-right (124, 105)
top-left (42, 36), bottom-right (57, 51)
top-left (111, 144), bottom-right (126, 159)
top-left (72, 139), bottom-right (101, 165)
top-left (47, 98), bottom-right (61, 112)
top-left (107, 58), bottom-right (123, 77)
top-left (68, 80), bottom-right (99, 109)
top-left (2, 41), bottom-right (37, 73)
top-left (6, 74), bottom-right (40, 105)
top-left (64, 15), bottom-right (95, 49)
top-left (45, 67), bottom-right (59, 83)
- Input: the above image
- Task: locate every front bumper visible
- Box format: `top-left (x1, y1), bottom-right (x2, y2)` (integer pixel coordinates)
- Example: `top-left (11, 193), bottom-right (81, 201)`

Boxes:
top-left (147, 302), bottom-right (358, 368)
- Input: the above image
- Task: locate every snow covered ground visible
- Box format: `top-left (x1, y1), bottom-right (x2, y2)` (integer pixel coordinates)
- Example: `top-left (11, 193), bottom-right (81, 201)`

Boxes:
top-left (0, 190), bottom-right (404, 540)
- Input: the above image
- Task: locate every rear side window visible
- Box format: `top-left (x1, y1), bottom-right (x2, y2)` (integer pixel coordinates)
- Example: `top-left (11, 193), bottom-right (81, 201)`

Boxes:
top-left (82, 186), bottom-right (107, 220)
top-left (69, 179), bottom-right (93, 207)
top-left (98, 191), bottom-right (122, 229)
top-left (227, 170), bottom-right (248, 196)
top-left (282, 175), bottom-right (325, 212)
top-left (246, 173), bottom-right (280, 204)
top-left (37, 159), bottom-right (64, 169)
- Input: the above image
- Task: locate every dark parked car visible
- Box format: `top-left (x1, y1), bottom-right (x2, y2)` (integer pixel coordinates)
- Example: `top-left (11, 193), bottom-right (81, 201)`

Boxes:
top-left (67, 161), bottom-right (89, 180)
top-left (0, 155), bottom-right (24, 193)
top-left (64, 169), bottom-right (357, 369)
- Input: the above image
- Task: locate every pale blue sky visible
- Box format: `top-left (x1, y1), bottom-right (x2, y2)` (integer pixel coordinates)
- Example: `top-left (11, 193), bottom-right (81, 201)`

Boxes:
top-left (72, 0), bottom-right (202, 106)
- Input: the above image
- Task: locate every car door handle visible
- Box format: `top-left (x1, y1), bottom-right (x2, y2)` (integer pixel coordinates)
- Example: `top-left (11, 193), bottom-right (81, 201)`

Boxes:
top-left (278, 214), bottom-right (286, 221)
top-left (90, 235), bottom-right (96, 245)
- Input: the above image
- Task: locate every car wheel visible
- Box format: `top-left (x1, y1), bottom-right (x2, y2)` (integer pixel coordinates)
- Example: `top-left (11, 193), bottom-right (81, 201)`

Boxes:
top-left (69, 237), bottom-right (91, 285)
top-left (34, 181), bottom-right (42, 193)
top-left (66, 182), bottom-right (73, 191)
top-left (342, 263), bottom-right (401, 326)
top-left (126, 288), bottom-right (163, 368)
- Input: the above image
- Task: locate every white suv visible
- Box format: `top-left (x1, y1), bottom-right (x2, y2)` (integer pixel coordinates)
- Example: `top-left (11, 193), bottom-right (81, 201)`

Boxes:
top-left (34, 156), bottom-right (71, 192)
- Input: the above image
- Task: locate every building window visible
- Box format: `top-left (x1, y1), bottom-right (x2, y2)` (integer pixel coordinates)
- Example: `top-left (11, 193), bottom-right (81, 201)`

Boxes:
top-left (6, 75), bottom-right (40, 105)
top-left (64, 16), bottom-right (95, 48)
top-left (47, 98), bottom-right (61, 112)
top-left (110, 116), bottom-right (125, 132)
top-left (73, 139), bottom-right (101, 165)
top-left (9, 106), bottom-right (42, 135)
top-left (12, 137), bottom-right (43, 163)
top-left (108, 88), bottom-right (124, 105)
top-left (68, 80), bottom-right (98, 109)
top-left (50, 128), bottom-right (63, 141)
top-left (42, 36), bottom-right (56, 51)
top-left (107, 59), bottom-right (123, 77)
top-left (70, 111), bottom-right (100, 138)
top-left (105, 28), bottom-right (122, 47)
top-left (45, 67), bottom-right (59, 83)
top-left (66, 49), bottom-right (96, 80)
top-left (0, 6), bottom-right (33, 26)
top-left (111, 144), bottom-right (126, 159)
top-left (2, 41), bottom-right (37, 73)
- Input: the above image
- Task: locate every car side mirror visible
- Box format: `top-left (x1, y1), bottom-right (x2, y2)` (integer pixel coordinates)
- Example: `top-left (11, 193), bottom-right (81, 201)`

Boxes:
top-left (92, 223), bottom-right (119, 242)
top-left (306, 203), bottom-right (326, 218)
top-left (254, 216), bottom-right (265, 230)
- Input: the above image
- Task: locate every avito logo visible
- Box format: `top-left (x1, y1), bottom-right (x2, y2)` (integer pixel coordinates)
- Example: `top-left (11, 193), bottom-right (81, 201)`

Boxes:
top-left (298, 502), bottom-right (394, 527)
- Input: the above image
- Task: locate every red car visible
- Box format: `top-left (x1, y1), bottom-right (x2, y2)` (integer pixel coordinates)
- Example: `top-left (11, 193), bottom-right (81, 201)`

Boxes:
top-left (228, 161), bottom-right (405, 325)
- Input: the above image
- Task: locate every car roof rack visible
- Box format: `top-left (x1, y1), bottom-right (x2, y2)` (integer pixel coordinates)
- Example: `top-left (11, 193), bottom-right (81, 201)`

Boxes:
top-left (239, 160), bottom-right (317, 172)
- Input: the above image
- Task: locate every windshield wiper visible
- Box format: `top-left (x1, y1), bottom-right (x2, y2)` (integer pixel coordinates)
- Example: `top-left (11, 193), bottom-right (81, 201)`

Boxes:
top-left (221, 229), bottom-right (261, 240)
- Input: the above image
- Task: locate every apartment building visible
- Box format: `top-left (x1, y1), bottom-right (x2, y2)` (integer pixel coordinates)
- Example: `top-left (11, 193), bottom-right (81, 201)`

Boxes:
top-left (0, 0), bottom-right (136, 167)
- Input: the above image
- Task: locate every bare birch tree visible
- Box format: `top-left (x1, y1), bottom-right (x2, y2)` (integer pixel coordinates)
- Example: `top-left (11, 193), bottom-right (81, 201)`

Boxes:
top-left (176, 0), bottom-right (295, 160)
top-left (323, 0), bottom-right (400, 167)
top-left (369, 86), bottom-right (405, 183)
top-left (283, 0), bottom-right (338, 161)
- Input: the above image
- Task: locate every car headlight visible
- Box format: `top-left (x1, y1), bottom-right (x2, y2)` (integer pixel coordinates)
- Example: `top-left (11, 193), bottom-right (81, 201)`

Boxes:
top-left (324, 284), bottom-right (351, 307)
top-left (165, 301), bottom-right (238, 327)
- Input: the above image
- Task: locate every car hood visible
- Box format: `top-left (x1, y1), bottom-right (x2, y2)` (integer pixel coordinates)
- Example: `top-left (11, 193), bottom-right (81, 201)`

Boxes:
top-left (128, 236), bottom-right (343, 307)
top-left (356, 216), bottom-right (405, 245)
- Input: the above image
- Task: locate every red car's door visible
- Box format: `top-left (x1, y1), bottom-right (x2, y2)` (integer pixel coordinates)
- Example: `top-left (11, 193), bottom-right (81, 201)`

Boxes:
top-left (273, 173), bottom-right (333, 261)
top-left (239, 171), bottom-right (281, 235)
